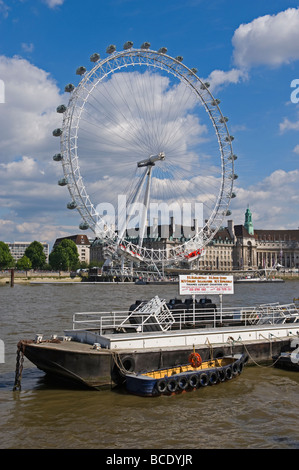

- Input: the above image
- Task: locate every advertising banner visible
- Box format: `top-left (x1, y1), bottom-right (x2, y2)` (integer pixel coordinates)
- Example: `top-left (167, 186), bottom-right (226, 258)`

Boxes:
top-left (179, 274), bottom-right (234, 295)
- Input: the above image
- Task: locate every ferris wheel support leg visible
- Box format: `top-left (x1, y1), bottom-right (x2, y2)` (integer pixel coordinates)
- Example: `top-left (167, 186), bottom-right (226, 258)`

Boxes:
top-left (139, 166), bottom-right (153, 247)
top-left (151, 260), bottom-right (162, 279)
top-left (118, 167), bottom-right (148, 242)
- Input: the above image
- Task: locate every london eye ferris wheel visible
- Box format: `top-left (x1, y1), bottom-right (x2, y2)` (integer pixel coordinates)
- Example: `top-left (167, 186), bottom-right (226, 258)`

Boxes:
top-left (53, 41), bottom-right (237, 265)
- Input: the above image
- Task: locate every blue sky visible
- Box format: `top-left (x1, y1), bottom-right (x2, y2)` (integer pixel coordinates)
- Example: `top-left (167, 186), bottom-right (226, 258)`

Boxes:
top-left (0, 0), bottom-right (299, 247)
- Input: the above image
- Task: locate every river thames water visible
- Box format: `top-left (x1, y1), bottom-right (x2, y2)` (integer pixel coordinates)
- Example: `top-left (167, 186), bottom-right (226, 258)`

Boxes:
top-left (0, 280), bottom-right (299, 450)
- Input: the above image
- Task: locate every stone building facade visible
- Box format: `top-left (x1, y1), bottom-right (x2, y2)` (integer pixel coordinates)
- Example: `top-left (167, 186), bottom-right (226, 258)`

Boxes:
top-left (198, 209), bottom-right (299, 271)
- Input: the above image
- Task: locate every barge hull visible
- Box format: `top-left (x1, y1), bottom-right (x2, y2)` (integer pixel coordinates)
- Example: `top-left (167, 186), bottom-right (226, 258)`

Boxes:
top-left (21, 341), bottom-right (112, 389)
top-left (20, 335), bottom-right (293, 389)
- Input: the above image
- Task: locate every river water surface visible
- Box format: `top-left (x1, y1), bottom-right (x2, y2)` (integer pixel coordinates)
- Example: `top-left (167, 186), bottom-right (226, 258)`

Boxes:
top-left (1, 280), bottom-right (299, 449)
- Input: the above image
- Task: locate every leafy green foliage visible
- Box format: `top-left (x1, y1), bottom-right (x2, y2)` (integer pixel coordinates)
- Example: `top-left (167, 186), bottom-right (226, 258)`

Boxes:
top-left (16, 255), bottom-right (32, 270)
top-left (24, 241), bottom-right (46, 269)
top-left (0, 241), bottom-right (15, 268)
top-left (49, 239), bottom-right (80, 271)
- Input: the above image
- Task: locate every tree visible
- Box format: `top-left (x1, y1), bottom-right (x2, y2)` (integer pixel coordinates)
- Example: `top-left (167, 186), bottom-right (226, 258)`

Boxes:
top-left (49, 245), bottom-right (68, 271)
top-left (0, 242), bottom-right (15, 269)
top-left (16, 255), bottom-right (32, 271)
top-left (79, 261), bottom-right (89, 270)
top-left (49, 239), bottom-right (79, 271)
top-left (24, 241), bottom-right (46, 269)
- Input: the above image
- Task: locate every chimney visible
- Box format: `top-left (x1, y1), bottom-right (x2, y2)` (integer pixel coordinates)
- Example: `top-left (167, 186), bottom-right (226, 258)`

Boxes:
top-left (151, 217), bottom-right (158, 238)
top-left (228, 220), bottom-right (235, 241)
top-left (170, 216), bottom-right (175, 238)
top-left (193, 218), bottom-right (199, 235)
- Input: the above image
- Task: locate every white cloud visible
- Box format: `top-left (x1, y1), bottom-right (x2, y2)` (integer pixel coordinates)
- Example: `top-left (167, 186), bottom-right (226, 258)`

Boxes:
top-left (43, 0), bottom-right (65, 8)
top-left (279, 116), bottom-right (299, 133)
top-left (0, 156), bottom-right (39, 179)
top-left (231, 169), bottom-right (299, 229)
top-left (0, 55), bottom-right (62, 160)
top-left (205, 68), bottom-right (248, 92)
top-left (14, 221), bottom-right (70, 244)
top-left (21, 43), bottom-right (34, 53)
top-left (232, 8), bottom-right (299, 68)
top-left (0, 0), bottom-right (9, 18)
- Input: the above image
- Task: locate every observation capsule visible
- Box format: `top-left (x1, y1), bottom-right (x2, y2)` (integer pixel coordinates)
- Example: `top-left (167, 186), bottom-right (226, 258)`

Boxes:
top-left (56, 104), bottom-right (67, 113)
top-left (79, 222), bottom-right (89, 230)
top-left (141, 42), bottom-right (150, 49)
top-left (76, 66), bottom-right (86, 76)
top-left (58, 177), bottom-right (68, 186)
top-left (219, 116), bottom-right (229, 123)
top-left (175, 56), bottom-right (183, 62)
top-left (67, 201), bottom-right (77, 210)
top-left (53, 153), bottom-right (62, 161)
top-left (123, 41), bottom-right (133, 50)
top-left (158, 47), bottom-right (167, 54)
top-left (65, 83), bottom-right (75, 93)
top-left (231, 192), bottom-right (237, 198)
top-left (200, 82), bottom-right (210, 90)
top-left (52, 128), bottom-right (62, 137)
top-left (211, 99), bottom-right (221, 106)
top-left (90, 53), bottom-right (100, 62)
top-left (106, 44), bottom-right (116, 54)
top-left (225, 135), bottom-right (234, 142)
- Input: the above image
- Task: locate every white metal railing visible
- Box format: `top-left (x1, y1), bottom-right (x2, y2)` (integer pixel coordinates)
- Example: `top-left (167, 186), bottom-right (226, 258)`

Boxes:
top-left (72, 302), bottom-right (299, 334)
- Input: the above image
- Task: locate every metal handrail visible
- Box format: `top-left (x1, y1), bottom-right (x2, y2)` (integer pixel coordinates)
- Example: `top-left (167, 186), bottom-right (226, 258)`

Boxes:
top-left (72, 302), bottom-right (299, 333)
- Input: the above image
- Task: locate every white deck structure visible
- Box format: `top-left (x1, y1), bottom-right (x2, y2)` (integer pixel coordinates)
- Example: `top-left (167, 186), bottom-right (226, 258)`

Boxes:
top-left (65, 298), bottom-right (299, 351)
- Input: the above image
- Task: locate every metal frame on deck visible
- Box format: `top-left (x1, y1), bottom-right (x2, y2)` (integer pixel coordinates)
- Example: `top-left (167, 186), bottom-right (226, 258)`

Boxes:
top-left (71, 301), bottom-right (299, 335)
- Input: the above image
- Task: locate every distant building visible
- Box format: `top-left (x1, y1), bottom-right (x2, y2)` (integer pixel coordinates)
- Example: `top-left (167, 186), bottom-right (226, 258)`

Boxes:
top-left (6, 241), bottom-right (49, 263)
top-left (52, 234), bottom-right (90, 264)
top-left (232, 209), bottom-right (299, 270)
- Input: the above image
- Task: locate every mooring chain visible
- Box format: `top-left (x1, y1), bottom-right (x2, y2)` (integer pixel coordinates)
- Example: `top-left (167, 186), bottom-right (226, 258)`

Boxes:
top-left (13, 340), bottom-right (33, 391)
top-left (13, 341), bottom-right (24, 391)
top-left (226, 335), bottom-right (289, 368)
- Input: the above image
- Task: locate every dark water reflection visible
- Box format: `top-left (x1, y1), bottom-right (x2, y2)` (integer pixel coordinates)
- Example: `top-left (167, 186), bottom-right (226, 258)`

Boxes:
top-left (0, 281), bottom-right (299, 449)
